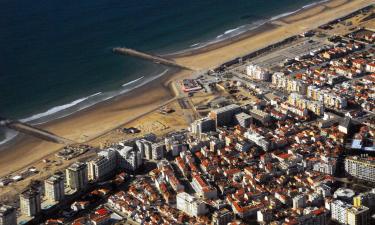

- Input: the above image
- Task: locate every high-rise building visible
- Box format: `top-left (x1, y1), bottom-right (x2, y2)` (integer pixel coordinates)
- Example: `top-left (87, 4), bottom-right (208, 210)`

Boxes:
top-left (347, 206), bottom-right (369, 225)
top-left (151, 143), bottom-right (165, 160)
top-left (176, 192), bottom-right (208, 217)
top-left (66, 162), bottom-right (88, 191)
top-left (191, 117), bottom-right (216, 136)
top-left (137, 138), bottom-right (161, 159)
top-left (331, 200), bottom-right (351, 224)
top-left (136, 139), bottom-right (153, 160)
top-left (235, 112), bottom-right (252, 128)
top-left (353, 191), bottom-right (375, 214)
top-left (20, 188), bottom-right (41, 217)
top-left (88, 148), bottom-right (116, 181)
top-left (117, 146), bottom-right (142, 171)
top-left (209, 104), bottom-right (241, 127)
top-left (345, 156), bottom-right (375, 183)
top-left (0, 205), bottom-right (17, 225)
top-left (45, 174), bottom-right (65, 202)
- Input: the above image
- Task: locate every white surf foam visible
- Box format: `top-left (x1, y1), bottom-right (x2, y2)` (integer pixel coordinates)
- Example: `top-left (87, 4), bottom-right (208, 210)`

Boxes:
top-left (302, 0), bottom-right (329, 9)
top-left (0, 129), bottom-right (18, 145)
top-left (270, 10), bottom-right (301, 21)
top-left (122, 76), bottom-right (144, 87)
top-left (170, 0), bottom-right (330, 56)
top-left (271, 0), bottom-right (329, 21)
top-left (190, 43), bottom-right (201, 47)
top-left (14, 69), bottom-right (169, 129)
top-left (20, 92), bottom-right (102, 123)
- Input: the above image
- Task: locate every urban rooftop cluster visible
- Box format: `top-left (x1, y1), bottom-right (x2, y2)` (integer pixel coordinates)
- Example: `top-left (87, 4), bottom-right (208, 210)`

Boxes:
top-left (1, 7), bottom-right (375, 225)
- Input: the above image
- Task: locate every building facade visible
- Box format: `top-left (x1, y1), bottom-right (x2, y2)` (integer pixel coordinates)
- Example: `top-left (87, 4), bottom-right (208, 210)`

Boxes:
top-left (0, 205), bottom-right (17, 225)
top-left (209, 104), bottom-right (241, 127)
top-left (66, 162), bottom-right (88, 191)
top-left (235, 112), bottom-right (252, 128)
top-left (345, 156), bottom-right (375, 182)
top-left (191, 117), bottom-right (216, 136)
top-left (45, 174), bottom-right (65, 202)
top-left (246, 64), bottom-right (270, 81)
top-left (88, 148), bottom-right (117, 181)
top-left (151, 143), bottom-right (165, 160)
top-left (347, 206), bottom-right (369, 225)
top-left (20, 188), bottom-right (41, 217)
top-left (176, 192), bottom-right (208, 217)
top-left (117, 146), bottom-right (143, 171)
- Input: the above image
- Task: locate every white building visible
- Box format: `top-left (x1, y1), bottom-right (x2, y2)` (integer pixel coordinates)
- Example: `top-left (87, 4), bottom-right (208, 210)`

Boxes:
top-left (307, 86), bottom-right (347, 109)
top-left (176, 192), bottom-right (208, 217)
top-left (191, 117), bottom-right (216, 136)
top-left (66, 162), bottom-right (88, 191)
top-left (136, 139), bottom-right (153, 160)
top-left (246, 64), bottom-right (270, 81)
top-left (313, 158), bottom-right (337, 175)
top-left (365, 63), bottom-right (375, 73)
top-left (331, 200), bottom-right (351, 224)
top-left (244, 130), bottom-right (270, 151)
top-left (257, 209), bottom-right (273, 224)
top-left (20, 188), bottom-right (41, 217)
top-left (117, 146), bottom-right (142, 172)
top-left (334, 188), bottom-right (355, 203)
top-left (345, 156), bottom-right (375, 183)
top-left (288, 92), bottom-right (324, 116)
top-left (235, 112), bottom-right (252, 128)
top-left (88, 148), bottom-right (117, 181)
top-left (316, 184), bottom-right (332, 198)
top-left (151, 143), bottom-right (165, 160)
top-left (0, 205), bottom-right (16, 225)
top-left (44, 174), bottom-right (65, 202)
top-left (272, 72), bottom-right (308, 94)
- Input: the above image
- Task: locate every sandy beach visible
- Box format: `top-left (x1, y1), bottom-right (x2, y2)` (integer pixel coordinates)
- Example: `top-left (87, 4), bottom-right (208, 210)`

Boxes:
top-left (0, 0), bottom-right (372, 178)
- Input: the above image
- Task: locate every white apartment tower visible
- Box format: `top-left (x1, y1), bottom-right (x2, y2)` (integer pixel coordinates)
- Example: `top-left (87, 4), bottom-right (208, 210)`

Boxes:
top-left (66, 162), bottom-right (88, 191)
top-left (0, 205), bottom-right (17, 225)
top-left (20, 188), bottom-right (41, 217)
top-left (44, 174), bottom-right (65, 202)
top-left (88, 148), bottom-right (117, 181)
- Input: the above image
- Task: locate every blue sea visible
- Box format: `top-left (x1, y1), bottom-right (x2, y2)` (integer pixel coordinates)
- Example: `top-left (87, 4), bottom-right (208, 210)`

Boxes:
top-left (0, 0), bottom-right (322, 144)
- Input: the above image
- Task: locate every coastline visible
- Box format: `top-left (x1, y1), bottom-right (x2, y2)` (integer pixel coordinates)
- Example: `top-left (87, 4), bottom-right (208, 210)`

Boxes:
top-left (163, 0), bottom-right (332, 58)
top-left (0, 0), bottom-right (372, 178)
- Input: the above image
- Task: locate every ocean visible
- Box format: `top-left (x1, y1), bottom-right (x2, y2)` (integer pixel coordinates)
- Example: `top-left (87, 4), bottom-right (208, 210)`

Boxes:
top-left (0, 0), bottom-right (321, 144)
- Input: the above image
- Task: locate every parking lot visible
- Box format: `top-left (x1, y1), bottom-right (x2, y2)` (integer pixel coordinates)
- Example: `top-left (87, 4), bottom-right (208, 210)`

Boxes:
top-left (248, 37), bottom-right (328, 69)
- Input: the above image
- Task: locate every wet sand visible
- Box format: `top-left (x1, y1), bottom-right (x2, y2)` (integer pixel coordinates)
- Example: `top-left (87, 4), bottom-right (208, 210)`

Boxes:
top-left (0, 0), bottom-right (372, 178)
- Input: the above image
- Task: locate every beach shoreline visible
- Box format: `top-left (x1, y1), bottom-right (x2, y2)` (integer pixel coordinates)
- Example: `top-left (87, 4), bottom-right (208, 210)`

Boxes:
top-left (0, 0), bottom-right (372, 178)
